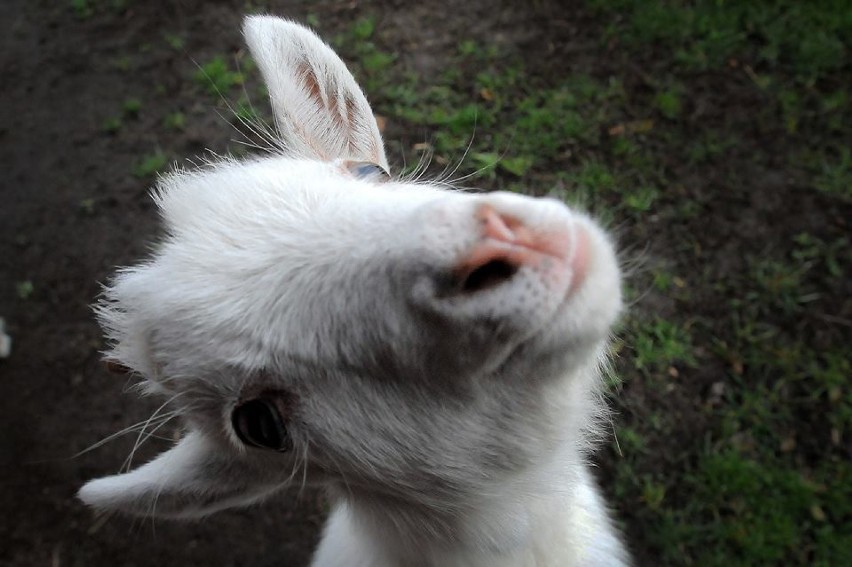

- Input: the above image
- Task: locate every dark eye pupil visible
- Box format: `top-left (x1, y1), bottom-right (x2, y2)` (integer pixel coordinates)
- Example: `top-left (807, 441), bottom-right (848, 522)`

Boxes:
top-left (232, 399), bottom-right (290, 451)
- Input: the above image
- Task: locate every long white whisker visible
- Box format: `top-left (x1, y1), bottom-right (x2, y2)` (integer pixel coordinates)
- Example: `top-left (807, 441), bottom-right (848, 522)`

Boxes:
top-left (226, 58), bottom-right (284, 154)
top-left (121, 393), bottom-right (184, 472)
top-left (73, 412), bottom-right (176, 458)
top-left (121, 411), bottom-right (180, 473)
top-left (437, 113), bottom-right (479, 185)
top-left (192, 56), bottom-right (284, 156)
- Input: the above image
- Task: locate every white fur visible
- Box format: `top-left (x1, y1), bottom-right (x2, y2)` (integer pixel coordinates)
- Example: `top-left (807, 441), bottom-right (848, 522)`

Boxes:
top-left (79, 16), bottom-right (630, 566)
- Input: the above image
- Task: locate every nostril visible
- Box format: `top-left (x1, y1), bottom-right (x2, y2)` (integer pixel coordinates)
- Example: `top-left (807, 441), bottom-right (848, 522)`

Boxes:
top-left (460, 259), bottom-right (519, 293)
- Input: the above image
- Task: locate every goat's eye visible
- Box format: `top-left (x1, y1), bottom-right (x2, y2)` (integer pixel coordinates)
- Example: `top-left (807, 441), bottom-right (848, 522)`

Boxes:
top-left (345, 160), bottom-right (390, 181)
top-left (232, 398), bottom-right (291, 452)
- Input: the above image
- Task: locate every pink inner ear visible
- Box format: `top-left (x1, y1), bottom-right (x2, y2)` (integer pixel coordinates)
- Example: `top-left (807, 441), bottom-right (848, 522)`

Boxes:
top-left (292, 61), bottom-right (380, 165)
top-left (298, 62), bottom-right (323, 102)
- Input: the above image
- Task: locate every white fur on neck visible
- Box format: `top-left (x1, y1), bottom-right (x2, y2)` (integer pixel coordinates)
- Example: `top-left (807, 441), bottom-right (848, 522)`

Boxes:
top-left (312, 356), bottom-right (628, 567)
top-left (316, 444), bottom-right (626, 567)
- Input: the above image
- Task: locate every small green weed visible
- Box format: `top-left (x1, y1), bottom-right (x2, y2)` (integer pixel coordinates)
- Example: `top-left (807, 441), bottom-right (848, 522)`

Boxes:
top-left (686, 130), bottom-right (735, 164)
top-left (336, 18), bottom-right (397, 94)
top-left (351, 17), bottom-right (375, 41)
top-left (641, 475), bottom-right (666, 510)
top-left (102, 117), bottom-right (122, 133)
top-left (361, 50), bottom-right (395, 74)
top-left (570, 160), bottom-right (618, 195)
top-left (163, 112), bottom-right (186, 130)
top-left (616, 426), bottom-right (647, 454)
top-left (651, 270), bottom-right (679, 292)
top-left (79, 198), bottom-right (96, 215)
top-left (631, 317), bottom-right (696, 374)
top-left (163, 32), bottom-right (185, 50)
top-left (747, 256), bottom-right (816, 314)
top-left (791, 232), bottom-right (847, 279)
top-left (457, 39), bottom-right (479, 57)
top-left (112, 55), bottom-right (133, 72)
top-left (305, 13), bottom-right (320, 29)
top-left (195, 56), bottom-right (244, 96)
top-left (813, 146), bottom-right (852, 200)
top-left (16, 281), bottom-right (34, 300)
top-left (654, 86), bottom-right (683, 120)
top-left (234, 98), bottom-right (259, 122)
top-left (122, 98), bottom-right (142, 117)
top-left (133, 151), bottom-right (168, 179)
top-left (623, 185), bottom-right (659, 212)
top-left (498, 155), bottom-right (535, 177)
top-left (70, 0), bottom-right (92, 18)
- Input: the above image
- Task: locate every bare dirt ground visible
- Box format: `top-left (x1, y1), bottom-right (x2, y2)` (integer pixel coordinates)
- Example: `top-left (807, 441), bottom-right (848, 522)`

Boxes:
top-left (2, 0), bottom-right (848, 566)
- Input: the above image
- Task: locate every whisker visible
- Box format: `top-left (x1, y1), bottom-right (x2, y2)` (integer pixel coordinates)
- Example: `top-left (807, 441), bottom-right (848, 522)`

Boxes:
top-left (121, 411), bottom-right (180, 473)
top-left (73, 412), bottom-right (176, 458)
top-left (120, 393), bottom-right (184, 472)
top-left (444, 120), bottom-right (519, 189)
top-left (192, 56), bottom-right (284, 158)
top-left (436, 113), bottom-right (478, 185)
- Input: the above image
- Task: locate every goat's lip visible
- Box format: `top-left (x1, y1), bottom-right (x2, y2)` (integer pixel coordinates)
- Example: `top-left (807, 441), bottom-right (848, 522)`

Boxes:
top-left (565, 225), bottom-right (590, 299)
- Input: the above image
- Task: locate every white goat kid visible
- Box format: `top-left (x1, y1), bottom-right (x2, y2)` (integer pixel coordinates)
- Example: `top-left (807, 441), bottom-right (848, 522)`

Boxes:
top-left (79, 16), bottom-right (630, 567)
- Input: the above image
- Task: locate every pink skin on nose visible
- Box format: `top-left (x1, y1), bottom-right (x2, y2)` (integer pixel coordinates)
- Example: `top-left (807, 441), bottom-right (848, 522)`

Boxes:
top-left (455, 205), bottom-right (590, 294)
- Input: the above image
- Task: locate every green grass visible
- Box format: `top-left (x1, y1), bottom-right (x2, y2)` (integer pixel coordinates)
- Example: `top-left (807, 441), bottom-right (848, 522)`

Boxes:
top-left (16, 281), bottom-right (34, 300)
top-left (814, 146), bottom-right (852, 200)
top-left (79, 198), bottom-right (96, 215)
top-left (631, 317), bottom-right (696, 374)
top-left (234, 97), bottom-right (259, 122)
top-left (70, 0), bottom-right (92, 18)
top-left (163, 112), bottom-right (186, 130)
top-left (589, 0), bottom-right (849, 81)
top-left (337, 19), bottom-right (636, 188)
top-left (654, 84), bottom-right (684, 120)
top-left (70, 0), bottom-right (130, 18)
top-left (122, 98), bottom-right (141, 117)
top-left (133, 151), bottom-right (168, 179)
top-left (111, 55), bottom-right (133, 72)
top-left (195, 56), bottom-right (244, 96)
top-left (332, 17), bottom-right (397, 94)
top-left (686, 451), bottom-right (830, 565)
top-left (102, 116), bottom-right (122, 133)
top-left (163, 32), bottom-right (185, 51)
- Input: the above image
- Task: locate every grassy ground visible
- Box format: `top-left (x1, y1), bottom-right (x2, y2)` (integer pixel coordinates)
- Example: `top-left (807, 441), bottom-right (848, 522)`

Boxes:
top-left (23, 1), bottom-right (846, 565)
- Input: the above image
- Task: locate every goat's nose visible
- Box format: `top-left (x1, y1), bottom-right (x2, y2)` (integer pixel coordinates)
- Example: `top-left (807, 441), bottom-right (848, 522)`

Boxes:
top-left (454, 204), bottom-right (588, 294)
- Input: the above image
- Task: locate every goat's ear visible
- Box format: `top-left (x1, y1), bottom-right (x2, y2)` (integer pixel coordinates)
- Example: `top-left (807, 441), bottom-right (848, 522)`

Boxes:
top-left (244, 15), bottom-right (389, 171)
top-left (78, 430), bottom-right (282, 518)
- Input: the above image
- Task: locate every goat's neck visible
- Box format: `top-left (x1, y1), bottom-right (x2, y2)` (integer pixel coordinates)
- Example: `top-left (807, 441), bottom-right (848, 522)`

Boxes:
top-left (329, 444), bottom-right (586, 564)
